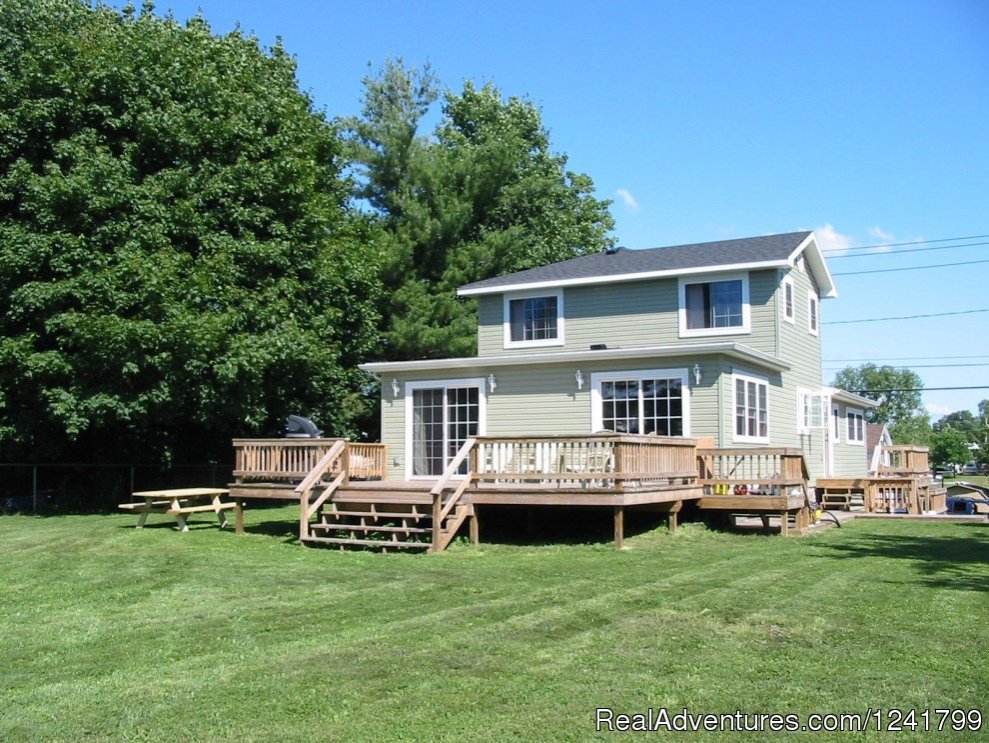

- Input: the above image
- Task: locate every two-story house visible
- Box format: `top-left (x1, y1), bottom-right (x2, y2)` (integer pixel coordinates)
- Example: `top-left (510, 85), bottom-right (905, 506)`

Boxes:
top-left (360, 231), bottom-right (877, 484)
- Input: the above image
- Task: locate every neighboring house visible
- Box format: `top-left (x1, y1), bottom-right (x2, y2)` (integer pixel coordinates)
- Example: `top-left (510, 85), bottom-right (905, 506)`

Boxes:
top-left (866, 422), bottom-right (893, 473)
top-left (361, 231), bottom-right (878, 483)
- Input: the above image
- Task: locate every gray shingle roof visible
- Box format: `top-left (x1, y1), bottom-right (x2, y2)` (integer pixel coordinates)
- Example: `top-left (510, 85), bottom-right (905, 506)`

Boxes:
top-left (458, 231), bottom-right (813, 294)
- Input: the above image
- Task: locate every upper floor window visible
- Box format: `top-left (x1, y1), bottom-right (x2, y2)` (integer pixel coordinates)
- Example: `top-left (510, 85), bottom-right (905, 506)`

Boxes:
top-left (782, 278), bottom-right (795, 323)
top-left (808, 291), bottom-right (819, 336)
top-left (678, 273), bottom-right (750, 337)
top-left (847, 408), bottom-right (865, 444)
top-left (503, 290), bottom-right (564, 348)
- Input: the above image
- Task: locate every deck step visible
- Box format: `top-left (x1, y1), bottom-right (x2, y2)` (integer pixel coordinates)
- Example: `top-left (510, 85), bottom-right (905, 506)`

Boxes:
top-left (311, 522), bottom-right (431, 535)
top-left (301, 535), bottom-right (430, 550)
top-left (331, 493), bottom-right (433, 505)
top-left (322, 509), bottom-right (430, 520)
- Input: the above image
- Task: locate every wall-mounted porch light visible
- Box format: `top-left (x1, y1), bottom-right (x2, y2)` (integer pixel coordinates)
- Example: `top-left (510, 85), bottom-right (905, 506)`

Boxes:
top-left (693, 364), bottom-right (702, 385)
top-left (575, 369), bottom-right (585, 390)
top-left (391, 378), bottom-right (401, 397)
top-left (487, 373), bottom-right (497, 394)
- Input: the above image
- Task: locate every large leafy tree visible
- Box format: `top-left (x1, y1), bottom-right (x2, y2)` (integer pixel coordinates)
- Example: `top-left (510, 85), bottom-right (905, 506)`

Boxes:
top-left (0, 1), bottom-right (379, 464)
top-left (831, 364), bottom-right (930, 444)
top-left (934, 407), bottom-right (988, 465)
top-left (343, 61), bottom-right (615, 360)
top-left (929, 427), bottom-right (971, 467)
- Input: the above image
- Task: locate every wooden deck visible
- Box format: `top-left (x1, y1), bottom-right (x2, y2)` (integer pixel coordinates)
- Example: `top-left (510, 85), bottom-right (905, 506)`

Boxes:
top-left (227, 435), bottom-right (833, 549)
top-left (816, 445), bottom-right (946, 515)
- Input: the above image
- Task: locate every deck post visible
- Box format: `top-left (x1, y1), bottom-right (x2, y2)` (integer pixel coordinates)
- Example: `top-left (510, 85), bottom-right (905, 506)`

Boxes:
top-left (299, 493), bottom-right (310, 542)
top-left (668, 500), bottom-right (681, 533)
top-left (614, 506), bottom-right (625, 549)
top-left (780, 510), bottom-right (788, 536)
top-left (431, 492), bottom-right (442, 551)
top-left (235, 498), bottom-right (244, 534)
top-left (469, 506), bottom-right (479, 545)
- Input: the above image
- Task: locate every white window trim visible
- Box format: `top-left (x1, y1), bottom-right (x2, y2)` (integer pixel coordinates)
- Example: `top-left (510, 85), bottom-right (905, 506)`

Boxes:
top-left (796, 387), bottom-right (812, 434)
top-left (677, 272), bottom-right (751, 338)
top-left (782, 277), bottom-right (795, 324)
top-left (846, 406), bottom-right (865, 445)
top-left (797, 388), bottom-right (827, 434)
top-left (589, 368), bottom-right (691, 436)
top-left (503, 289), bottom-right (565, 349)
top-left (732, 371), bottom-right (770, 444)
top-left (403, 377), bottom-right (487, 480)
top-left (807, 290), bottom-right (819, 337)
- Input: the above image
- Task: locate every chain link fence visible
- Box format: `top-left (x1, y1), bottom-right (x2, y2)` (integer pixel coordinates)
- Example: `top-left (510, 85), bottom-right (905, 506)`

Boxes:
top-left (0, 463), bottom-right (233, 514)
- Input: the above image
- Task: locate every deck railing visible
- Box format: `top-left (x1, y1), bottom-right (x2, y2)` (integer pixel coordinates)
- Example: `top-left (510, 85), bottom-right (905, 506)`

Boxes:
top-left (472, 434), bottom-right (698, 490)
top-left (347, 443), bottom-right (388, 480)
top-left (296, 440), bottom-right (348, 541)
top-left (877, 445), bottom-right (931, 476)
top-left (866, 477), bottom-right (917, 513)
top-left (696, 448), bottom-right (810, 502)
top-left (232, 439), bottom-right (386, 482)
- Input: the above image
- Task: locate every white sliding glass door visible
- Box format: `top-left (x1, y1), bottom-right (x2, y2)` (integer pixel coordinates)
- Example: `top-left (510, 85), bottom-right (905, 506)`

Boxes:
top-left (406, 379), bottom-right (485, 478)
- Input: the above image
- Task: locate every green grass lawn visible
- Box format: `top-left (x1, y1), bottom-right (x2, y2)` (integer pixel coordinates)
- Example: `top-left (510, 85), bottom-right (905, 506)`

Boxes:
top-left (945, 474), bottom-right (988, 488)
top-left (1, 508), bottom-right (987, 742)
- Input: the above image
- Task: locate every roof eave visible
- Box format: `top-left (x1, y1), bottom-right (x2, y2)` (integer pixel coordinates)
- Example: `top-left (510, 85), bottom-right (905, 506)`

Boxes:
top-left (788, 233), bottom-right (838, 298)
top-left (457, 259), bottom-right (792, 297)
top-left (359, 342), bottom-right (791, 374)
top-left (826, 387), bottom-right (880, 408)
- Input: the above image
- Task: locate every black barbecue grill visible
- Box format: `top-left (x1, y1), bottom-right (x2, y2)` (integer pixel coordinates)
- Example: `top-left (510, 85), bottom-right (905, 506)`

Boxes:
top-left (284, 415), bottom-right (323, 438)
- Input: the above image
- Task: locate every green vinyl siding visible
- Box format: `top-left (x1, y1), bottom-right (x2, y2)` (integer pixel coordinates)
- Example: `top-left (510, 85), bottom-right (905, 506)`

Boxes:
top-left (774, 264), bottom-right (829, 480)
top-left (477, 269), bottom-right (782, 357)
top-left (830, 401), bottom-right (871, 478)
top-left (380, 355), bottom-right (724, 481)
top-left (381, 249), bottom-right (864, 482)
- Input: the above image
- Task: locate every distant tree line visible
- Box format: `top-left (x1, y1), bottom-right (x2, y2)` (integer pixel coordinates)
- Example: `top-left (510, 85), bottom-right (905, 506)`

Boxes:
top-left (832, 364), bottom-right (988, 467)
top-left (0, 1), bottom-right (613, 466)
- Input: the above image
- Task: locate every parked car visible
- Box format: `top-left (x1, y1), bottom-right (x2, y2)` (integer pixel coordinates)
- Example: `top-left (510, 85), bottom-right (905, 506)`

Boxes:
top-left (980, 463), bottom-right (989, 474)
top-left (933, 464), bottom-right (955, 479)
top-left (962, 462), bottom-right (980, 475)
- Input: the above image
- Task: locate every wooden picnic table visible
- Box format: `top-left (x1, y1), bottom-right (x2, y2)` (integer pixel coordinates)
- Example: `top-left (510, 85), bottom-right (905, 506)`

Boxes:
top-left (119, 488), bottom-right (241, 532)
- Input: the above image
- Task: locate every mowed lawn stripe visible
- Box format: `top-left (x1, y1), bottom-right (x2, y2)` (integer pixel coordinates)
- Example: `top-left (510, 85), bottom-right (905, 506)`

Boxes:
top-left (0, 509), bottom-right (987, 742)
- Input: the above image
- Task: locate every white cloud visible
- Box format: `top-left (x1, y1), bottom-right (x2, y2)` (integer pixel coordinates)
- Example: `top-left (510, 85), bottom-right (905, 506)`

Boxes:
top-left (867, 227), bottom-right (896, 253)
top-left (925, 402), bottom-right (954, 417)
top-left (812, 223), bottom-right (855, 255)
top-left (868, 226), bottom-right (894, 243)
top-left (615, 188), bottom-right (640, 213)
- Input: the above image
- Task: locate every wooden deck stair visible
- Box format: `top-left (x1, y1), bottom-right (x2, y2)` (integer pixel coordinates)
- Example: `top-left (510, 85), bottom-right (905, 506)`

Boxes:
top-left (299, 479), bottom-right (475, 552)
top-left (304, 483), bottom-right (436, 551)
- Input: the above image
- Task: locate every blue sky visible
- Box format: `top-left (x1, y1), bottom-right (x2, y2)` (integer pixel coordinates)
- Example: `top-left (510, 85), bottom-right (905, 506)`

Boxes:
top-left (140, 0), bottom-right (987, 418)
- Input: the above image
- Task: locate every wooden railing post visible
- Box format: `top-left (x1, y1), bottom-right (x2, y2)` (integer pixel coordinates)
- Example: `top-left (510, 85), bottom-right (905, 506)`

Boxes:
top-left (341, 443), bottom-right (351, 486)
top-left (428, 438), bottom-right (477, 552)
top-left (431, 491), bottom-right (442, 551)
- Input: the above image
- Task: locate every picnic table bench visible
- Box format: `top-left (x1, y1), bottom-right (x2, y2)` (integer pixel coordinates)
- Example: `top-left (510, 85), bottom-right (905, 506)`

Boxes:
top-left (120, 488), bottom-right (241, 532)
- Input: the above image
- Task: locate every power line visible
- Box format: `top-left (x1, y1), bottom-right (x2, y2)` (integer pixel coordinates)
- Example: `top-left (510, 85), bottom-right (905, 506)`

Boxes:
top-left (832, 258), bottom-right (989, 276)
top-left (826, 239), bottom-right (989, 259)
top-left (824, 355), bottom-right (989, 362)
top-left (824, 308), bottom-right (989, 324)
top-left (821, 232), bottom-right (989, 253)
top-left (849, 386), bottom-right (989, 393)
top-left (824, 363), bottom-right (989, 370)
